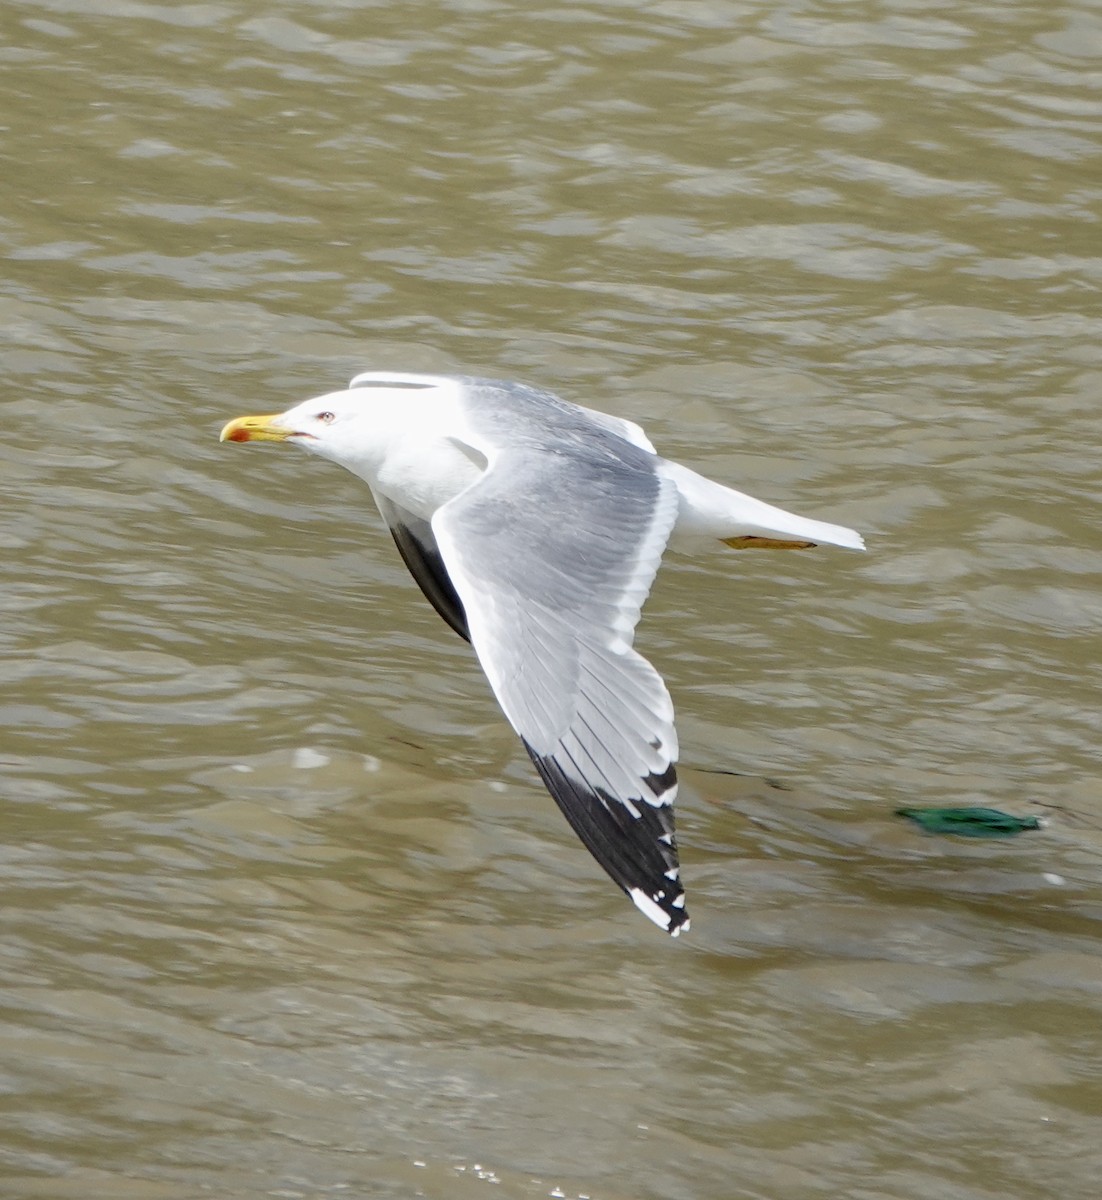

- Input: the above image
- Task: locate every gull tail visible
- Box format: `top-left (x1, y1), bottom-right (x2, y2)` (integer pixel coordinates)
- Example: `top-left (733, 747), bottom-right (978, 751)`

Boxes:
top-left (660, 460), bottom-right (866, 552)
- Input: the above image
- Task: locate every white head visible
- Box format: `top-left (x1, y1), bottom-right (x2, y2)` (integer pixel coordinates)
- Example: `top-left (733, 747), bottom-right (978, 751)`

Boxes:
top-left (219, 372), bottom-right (463, 480)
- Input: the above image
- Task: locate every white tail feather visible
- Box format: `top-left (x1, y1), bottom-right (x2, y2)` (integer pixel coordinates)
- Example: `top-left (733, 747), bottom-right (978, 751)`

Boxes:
top-left (659, 460), bottom-right (865, 552)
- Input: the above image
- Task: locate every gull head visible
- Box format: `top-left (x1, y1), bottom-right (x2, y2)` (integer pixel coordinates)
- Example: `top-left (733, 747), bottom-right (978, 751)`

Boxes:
top-left (219, 372), bottom-right (463, 475)
top-left (219, 373), bottom-right (483, 512)
top-left (220, 390), bottom-right (360, 453)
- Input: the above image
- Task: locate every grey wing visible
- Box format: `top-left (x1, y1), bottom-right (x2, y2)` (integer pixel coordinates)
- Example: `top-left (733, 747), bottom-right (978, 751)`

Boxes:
top-left (575, 405), bottom-right (656, 453)
top-left (374, 492), bottom-right (470, 642)
top-left (431, 442), bottom-right (689, 935)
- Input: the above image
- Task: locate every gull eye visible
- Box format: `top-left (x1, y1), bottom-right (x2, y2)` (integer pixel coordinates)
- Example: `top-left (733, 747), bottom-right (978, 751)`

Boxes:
top-left (316, 411), bottom-right (336, 424)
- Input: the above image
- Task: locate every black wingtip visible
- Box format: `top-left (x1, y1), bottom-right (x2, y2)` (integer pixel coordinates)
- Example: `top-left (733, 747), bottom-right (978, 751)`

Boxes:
top-left (523, 741), bottom-right (689, 935)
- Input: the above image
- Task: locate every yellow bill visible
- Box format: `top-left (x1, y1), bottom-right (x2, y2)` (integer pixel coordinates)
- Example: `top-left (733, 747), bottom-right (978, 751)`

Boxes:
top-left (219, 414), bottom-right (291, 443)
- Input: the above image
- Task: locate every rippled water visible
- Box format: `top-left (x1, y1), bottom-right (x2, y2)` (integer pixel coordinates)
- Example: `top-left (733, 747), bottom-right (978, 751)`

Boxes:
top-left (3, 1), bottom-right (1102, 1197)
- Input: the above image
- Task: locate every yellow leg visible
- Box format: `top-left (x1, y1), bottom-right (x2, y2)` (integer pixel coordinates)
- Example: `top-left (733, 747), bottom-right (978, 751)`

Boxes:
top-left (721, 536), bottom-right (816, 550)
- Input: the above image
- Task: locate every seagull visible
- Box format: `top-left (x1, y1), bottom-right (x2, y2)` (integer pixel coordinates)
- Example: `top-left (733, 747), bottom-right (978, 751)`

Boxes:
top-left (220, 372), bottom-right (864, 935)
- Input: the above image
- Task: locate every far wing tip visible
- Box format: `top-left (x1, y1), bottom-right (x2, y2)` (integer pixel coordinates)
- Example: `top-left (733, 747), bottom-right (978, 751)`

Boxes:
top-left (631, 887), bottom-right (691, 936)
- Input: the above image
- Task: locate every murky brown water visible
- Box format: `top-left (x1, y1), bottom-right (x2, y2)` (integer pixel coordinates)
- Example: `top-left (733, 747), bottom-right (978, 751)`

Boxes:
top-left (3, 1), bottom-right (1101, 1197)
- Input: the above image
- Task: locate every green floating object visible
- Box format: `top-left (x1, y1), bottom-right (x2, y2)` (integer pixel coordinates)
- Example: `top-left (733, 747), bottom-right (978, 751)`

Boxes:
top-left (895, 806), bottom-right (1042, 838)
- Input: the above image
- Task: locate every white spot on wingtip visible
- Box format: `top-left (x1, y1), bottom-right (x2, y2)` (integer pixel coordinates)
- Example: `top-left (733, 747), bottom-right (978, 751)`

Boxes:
top-left (1043, 872), bottom-right (1066, 886)
top-left (629, 888), bottom-right (689, 935)
top-left (629, 887), bottom-right (672, 930)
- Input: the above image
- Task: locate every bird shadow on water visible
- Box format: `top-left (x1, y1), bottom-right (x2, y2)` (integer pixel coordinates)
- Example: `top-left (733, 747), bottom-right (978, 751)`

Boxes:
top-left (683, 763), bottom-right (1102, 968)
top-left (181, 735), bottom-right (1099, 965)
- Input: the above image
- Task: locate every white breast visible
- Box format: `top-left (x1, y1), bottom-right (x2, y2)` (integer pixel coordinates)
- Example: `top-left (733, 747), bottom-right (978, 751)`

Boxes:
top-left (373, 434), bottom-right (487, 520)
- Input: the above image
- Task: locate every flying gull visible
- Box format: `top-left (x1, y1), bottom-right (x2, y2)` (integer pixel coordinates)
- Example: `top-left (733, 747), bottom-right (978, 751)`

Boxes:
top-left (220, 372), bottom-right (864, 935)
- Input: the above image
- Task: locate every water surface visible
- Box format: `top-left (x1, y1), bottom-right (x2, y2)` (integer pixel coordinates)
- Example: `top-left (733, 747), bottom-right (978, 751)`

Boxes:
top-left (2, 1), bottom-right (1101, 1197)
